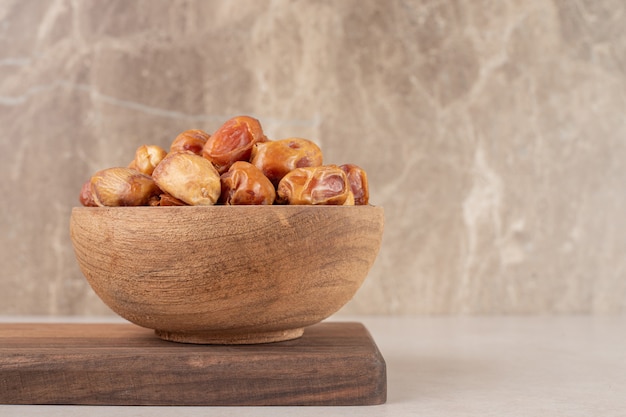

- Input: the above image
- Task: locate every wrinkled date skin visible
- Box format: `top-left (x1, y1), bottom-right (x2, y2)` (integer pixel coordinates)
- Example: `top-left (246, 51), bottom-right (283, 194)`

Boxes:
top-left (170, 129), bottom-right (210, 155)
top-left (90, 167), bottom-right (162, 207)
top-left (152, 152), bottom-right (221, 206)
top-left (202, 116), bottom-right (267, 174)
top-left (250, 138), bottom-right (323, 186)
top-left (128, 145), bottom-right (168, 176)
top-left (339, 163), bottom-right (369, 205)
top-left (277, 166), bottom-right (349, 205)
top-left (79, 179), bottom-right (98, 207)
top-left (78, 116), bottom-right (372, 207)
top-left (220, 161), bottom-right (276, 205)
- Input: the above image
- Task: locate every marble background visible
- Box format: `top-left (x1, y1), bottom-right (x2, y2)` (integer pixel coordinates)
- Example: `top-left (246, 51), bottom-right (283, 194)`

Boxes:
top-left (1, 0), bottom-right (625, 316)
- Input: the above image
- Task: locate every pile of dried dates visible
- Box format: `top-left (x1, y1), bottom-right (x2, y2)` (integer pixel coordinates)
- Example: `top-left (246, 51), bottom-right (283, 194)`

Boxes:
top-left (79, 116), bottom-right (369, 207)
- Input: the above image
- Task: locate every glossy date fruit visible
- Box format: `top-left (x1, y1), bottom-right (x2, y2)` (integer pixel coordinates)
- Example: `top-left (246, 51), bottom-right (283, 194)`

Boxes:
top-left (276, 165), bottom-right (349, 205)
top-left (78, 116), bottom-right (372, 207)
top-left (170, 129), bottom-right (210, 156)
top-left (202, 116), bottom-right (267, 174)
top-left (220, 161), bottom-right (276, 205)
top-left (152, 152), bottom-right (221, 206)
top-left (250, 138), bottom-right (323, 186)
top-left (89, 167), bottom-right (161, 207)
top-left (339, 163), bottom-right (369, 205)
top-left (128, 145), bottom-right (168, 176)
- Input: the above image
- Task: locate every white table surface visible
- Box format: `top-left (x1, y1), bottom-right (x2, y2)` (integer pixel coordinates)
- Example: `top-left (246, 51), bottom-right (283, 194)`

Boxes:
top-left (1, 315), bottom-right (625, 417)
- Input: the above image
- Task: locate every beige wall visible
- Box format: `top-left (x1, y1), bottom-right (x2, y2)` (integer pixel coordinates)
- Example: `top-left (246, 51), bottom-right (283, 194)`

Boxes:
top-left (1, 0), bottom-right (625, 316)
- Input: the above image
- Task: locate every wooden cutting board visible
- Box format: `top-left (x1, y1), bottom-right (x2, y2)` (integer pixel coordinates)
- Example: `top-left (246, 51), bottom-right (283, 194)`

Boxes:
top-left (0, 321), bottom-right (386, 406)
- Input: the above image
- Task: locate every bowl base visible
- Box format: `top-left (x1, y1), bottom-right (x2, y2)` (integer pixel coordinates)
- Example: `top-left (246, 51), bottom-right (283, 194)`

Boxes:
top-left (154, 327), bottom-right (305, 344)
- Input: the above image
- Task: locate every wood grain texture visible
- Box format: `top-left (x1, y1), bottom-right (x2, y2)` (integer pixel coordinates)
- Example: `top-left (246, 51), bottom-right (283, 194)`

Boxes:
top-left (0, 321), bottom-right (386, 406)
top-left (70, 206), bottom-right (384, 344)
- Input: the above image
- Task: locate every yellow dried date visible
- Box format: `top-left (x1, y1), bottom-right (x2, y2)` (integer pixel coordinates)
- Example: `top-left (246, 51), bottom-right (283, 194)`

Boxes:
top-left (128, 145), bottom-right (167, 176)
top-left (152, 152), bottom-right (221, 206)
top-left (90, 167), bottom-right (161, 207)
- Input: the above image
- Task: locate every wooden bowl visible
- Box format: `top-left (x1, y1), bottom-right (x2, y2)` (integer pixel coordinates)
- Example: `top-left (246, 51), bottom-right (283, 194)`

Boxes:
top-left (70, 206), bottom-right (384, 344)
